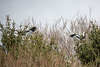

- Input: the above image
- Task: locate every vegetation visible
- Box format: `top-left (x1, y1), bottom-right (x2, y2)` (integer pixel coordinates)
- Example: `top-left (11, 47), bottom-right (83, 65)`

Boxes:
top-left (0, 15), bottom-right (66, 67)
top-left (0, 15), bottom-right (100, 67)
top-left (74, 21), bottom-right (100, 67)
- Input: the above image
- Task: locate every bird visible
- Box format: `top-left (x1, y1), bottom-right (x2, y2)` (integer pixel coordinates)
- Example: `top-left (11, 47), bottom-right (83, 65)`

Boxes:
top-left (23, 27), bottom-right (36, 35)
top-left (70, 32), bottom-right (86, 40)
top-left (24, 27), bottom-right (36, 33)
top-left (0, 43), bottom-right (7, 55)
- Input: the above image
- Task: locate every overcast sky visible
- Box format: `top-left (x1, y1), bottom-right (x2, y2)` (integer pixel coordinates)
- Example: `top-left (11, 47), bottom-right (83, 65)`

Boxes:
top-left (0, 0), bottom-right (100, 26)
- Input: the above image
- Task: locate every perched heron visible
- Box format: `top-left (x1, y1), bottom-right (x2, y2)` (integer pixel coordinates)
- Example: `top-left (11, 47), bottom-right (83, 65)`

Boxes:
top-left (70, 32), bottom-right (86, 40)
top-left (0, 43), bottom-right (7, 55)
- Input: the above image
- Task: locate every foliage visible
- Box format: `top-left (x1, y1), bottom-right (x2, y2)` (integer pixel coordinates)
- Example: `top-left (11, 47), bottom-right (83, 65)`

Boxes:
top-left (74, 21), bottom-right (100, 66)
top-left (0, 15), bottom-right (67, 67)
top-left (1, 15), bottom-right (100, 67)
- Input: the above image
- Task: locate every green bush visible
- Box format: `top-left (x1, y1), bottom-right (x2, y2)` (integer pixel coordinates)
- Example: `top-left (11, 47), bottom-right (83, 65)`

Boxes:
top-left (0, 15), bottom-right (17, 50)
top-left (0, 15), bottom-right (58, 56)
top-left (74, 21), bottom-right (100, 66)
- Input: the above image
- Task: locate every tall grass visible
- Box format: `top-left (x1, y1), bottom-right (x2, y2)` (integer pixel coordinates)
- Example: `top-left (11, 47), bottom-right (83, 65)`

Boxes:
top-left (0, 15), bottom-right (100, 67)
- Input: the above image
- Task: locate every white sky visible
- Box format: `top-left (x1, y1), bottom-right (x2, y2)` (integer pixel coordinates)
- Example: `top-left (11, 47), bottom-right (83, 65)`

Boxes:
top-left (0, 0), bottom-right (100, 26)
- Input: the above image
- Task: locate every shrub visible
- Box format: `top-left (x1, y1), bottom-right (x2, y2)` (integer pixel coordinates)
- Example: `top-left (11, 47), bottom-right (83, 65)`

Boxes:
top-left (74, 21), bottom-right (100, 66)
top-left (0, 15), bottom-right (67, 67)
